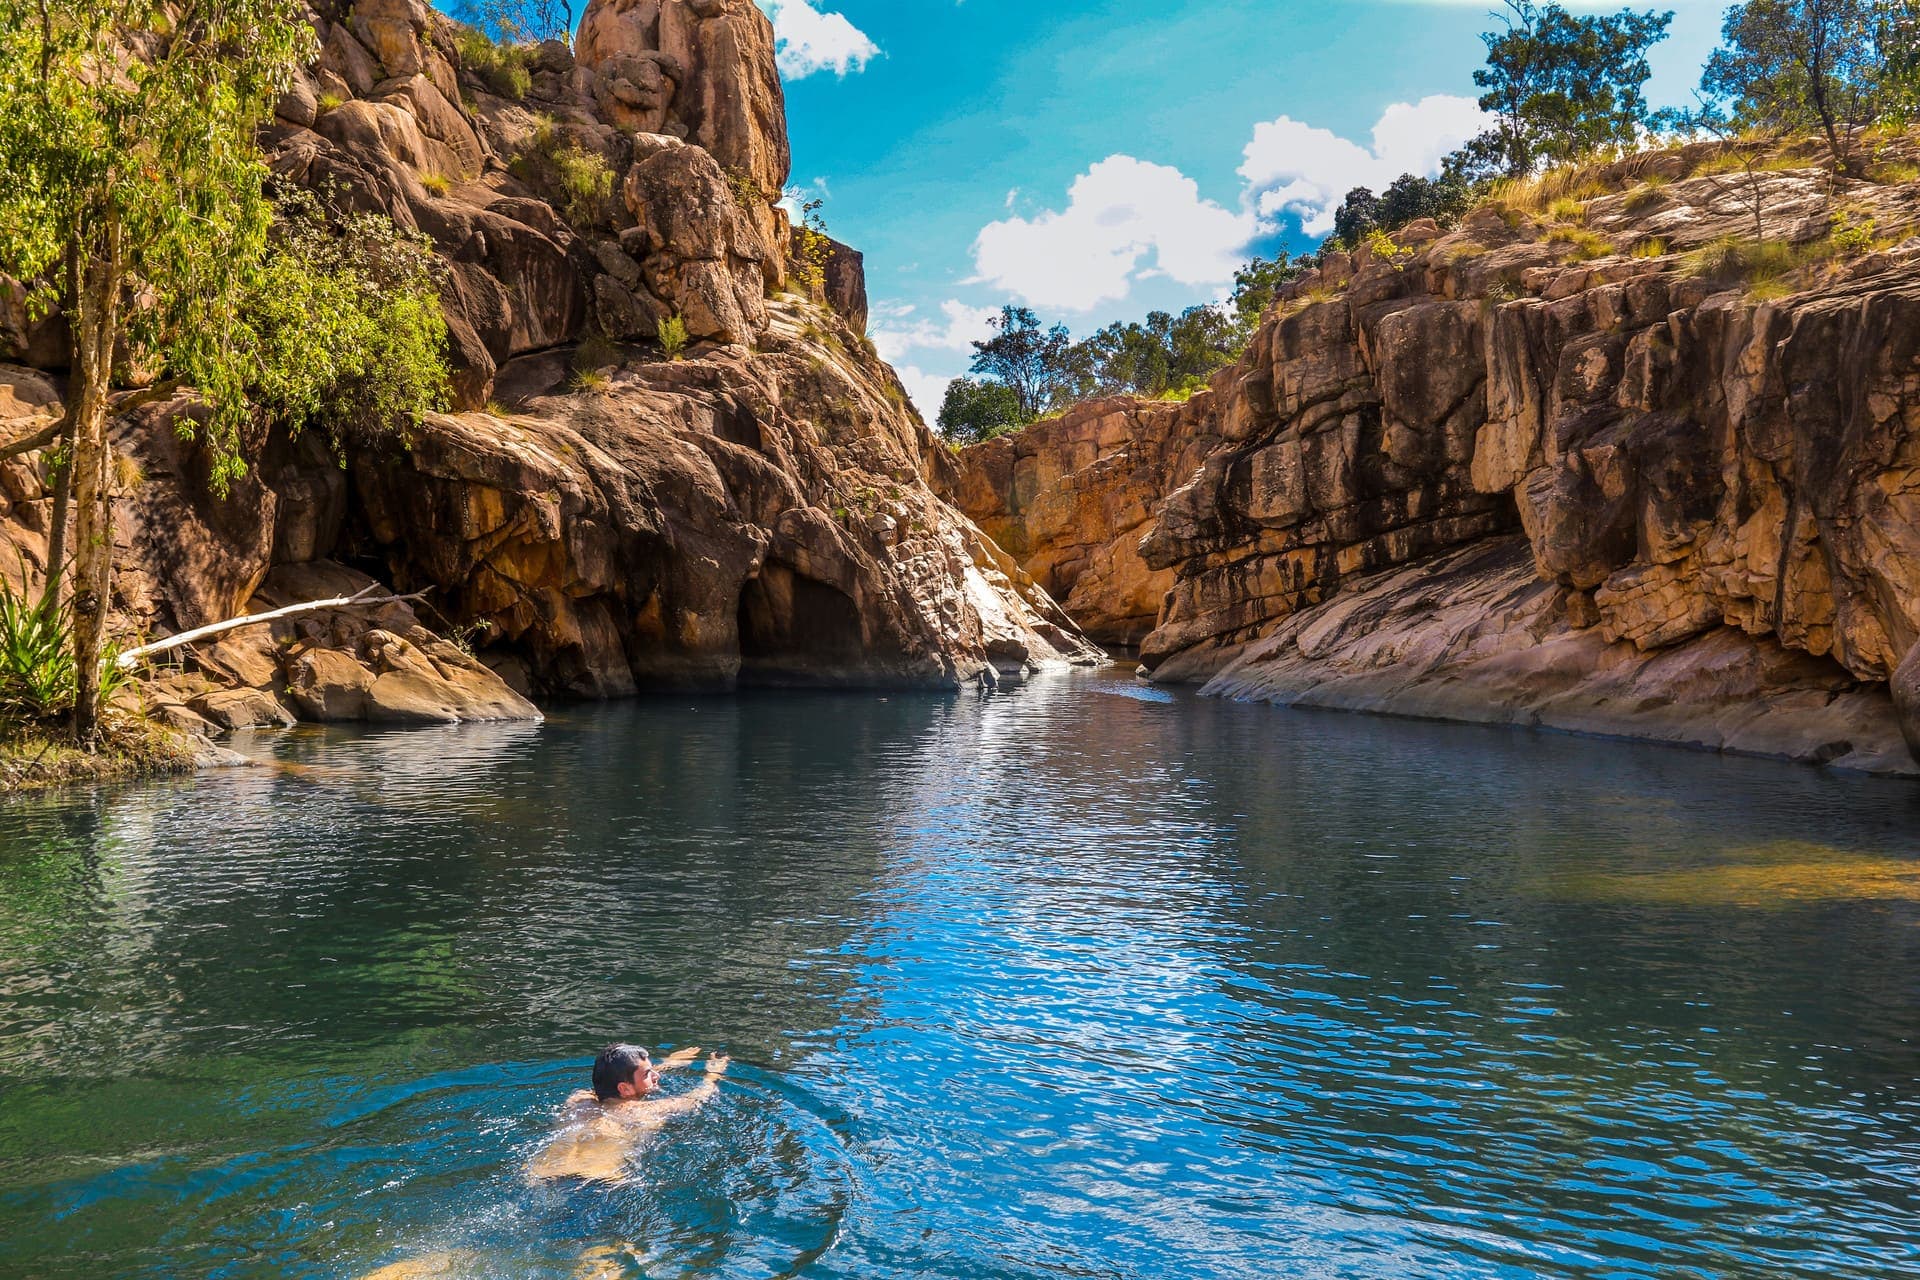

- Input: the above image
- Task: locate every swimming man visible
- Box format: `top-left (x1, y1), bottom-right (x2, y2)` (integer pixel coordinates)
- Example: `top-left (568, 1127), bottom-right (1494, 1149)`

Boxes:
top-left (525, 1043), bottom-right (730, 1183)
top-left (356, 1044), bottom-right (730, 1278)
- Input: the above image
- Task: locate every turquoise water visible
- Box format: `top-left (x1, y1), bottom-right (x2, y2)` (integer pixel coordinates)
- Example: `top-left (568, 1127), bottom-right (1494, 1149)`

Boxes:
top-left (0, 667), bottom-right (1916, 1278)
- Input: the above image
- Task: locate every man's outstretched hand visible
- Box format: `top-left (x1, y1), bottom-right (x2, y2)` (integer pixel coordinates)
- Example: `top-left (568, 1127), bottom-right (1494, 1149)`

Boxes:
top-left (660, 1046), bottom-right (702, 1069)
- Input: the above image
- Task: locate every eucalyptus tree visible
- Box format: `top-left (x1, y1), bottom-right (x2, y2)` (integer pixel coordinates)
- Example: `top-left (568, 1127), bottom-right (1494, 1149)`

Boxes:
top-left (1700, 0), bottom-right (1899, 173)
top-left (1468, 0), bottom-right (1675, 176)
top-left (0, 0), bottom-right (448, 745)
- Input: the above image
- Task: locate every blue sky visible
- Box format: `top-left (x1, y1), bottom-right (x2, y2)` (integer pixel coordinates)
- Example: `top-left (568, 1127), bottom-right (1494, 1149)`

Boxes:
top-left (566, 1), bottom-right (1729, 412)
top-left (762, 0), bottom-right (1731, 414)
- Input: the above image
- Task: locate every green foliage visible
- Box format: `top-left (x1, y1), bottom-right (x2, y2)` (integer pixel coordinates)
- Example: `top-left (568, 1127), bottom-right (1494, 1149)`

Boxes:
top-left (317, 91), bottom-right (345, 114)
top-left (420, 172), bottom-right (453, 198)
top-left (0, 0), bottom-right (317, 490)
top-left (789, 194), bottom-right (833, 293)
top-left (657, 314), bottom-right (690, 360)
top-left (1057, 306), bottom-right (1242, 402)
top-left (1683, 233), bottom-right (1811, 288)
top-left (969, 306), bottom-right (1074, 420)
top-left (724, 167), bottom-right (766, 211)
top-left (1547, 195), bottom-right (1588, 222)
top-left (1698, 0), bottom-right (1895, 170)
top-left (240, 189), bottom-right (450, 457)
top-left (553, 144), bottom-right (614, 227)
top-left (1630, 235), bottom-right (1671, 257)
top-left (1622, 179), bottom-right (1670, 211)
top-left (1829, 208), bottom-right (1877, 252)
top-left (1547, 226), bottom-right (1616, 259)
top-left (1329, 171), bottom-right (1474, 249)
top-left (1365, 228), bottom-right (1417, 268)
top-left (1462, 0), bottom-right (1675, 179)
top-left (936, 377), bottom-right (1027, 445)
top-left (0, 584), bottom-right (75, 721)
top-left (1228, 254), bottom-right (1307, 329)
top-left (456, 27), bottom-right (533, 98)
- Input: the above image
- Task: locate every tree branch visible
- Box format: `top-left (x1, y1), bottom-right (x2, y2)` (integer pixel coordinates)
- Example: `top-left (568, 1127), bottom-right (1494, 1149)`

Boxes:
top-left (113, 586), bottom-right (432, 670)
top-left (0, 378), bottom-right (186, 464)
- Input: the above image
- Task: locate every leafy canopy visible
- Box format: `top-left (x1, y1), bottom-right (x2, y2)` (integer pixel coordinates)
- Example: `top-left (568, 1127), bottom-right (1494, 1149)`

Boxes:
top-left (0, 0), bottom-right (314, 487)
top-left (969, 306), bottom-right (1074, 420)
top-left (936, 378), bottom-right (1027, 446)
top-left (1467, 0), bottom-right (1674, 178)
top-left (242, 189), bottom-right (450, 458)
top-left (1699, 0), bottom-right (1904, 167)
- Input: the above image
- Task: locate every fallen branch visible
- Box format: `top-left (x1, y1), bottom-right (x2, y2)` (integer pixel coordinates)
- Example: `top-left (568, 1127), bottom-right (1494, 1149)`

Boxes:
top-left (113, 585), bottom-right (430, 670)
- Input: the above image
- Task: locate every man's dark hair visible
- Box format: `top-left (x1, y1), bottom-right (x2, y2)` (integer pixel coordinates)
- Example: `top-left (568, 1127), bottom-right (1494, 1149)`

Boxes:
top-left (592, 1044), bottom-right (650, 1101)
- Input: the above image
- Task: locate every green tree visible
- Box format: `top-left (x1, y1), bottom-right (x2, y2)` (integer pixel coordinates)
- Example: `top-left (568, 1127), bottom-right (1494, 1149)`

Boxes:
top-left (936, 378), bottom-right (1027, 445)
top-left (1228, 254), bottom-right (1305, 330)
top-left (1332, 187), bottom-right (1383, 249)
top-left (1699, 0), bottom-right (1894, 173)
top-left (1328, 172), bottom-right (1475, 251)
top-left (0, 0), bottom-right (445, 744)
top-left (1468, 0), bottom-right (1675, 177)
top-left (969, 306), bottom-right (1074, 420)
top-left (460, 0), bottom-right (575, 46)
top-left (242, 190), bottom-right (450, 457)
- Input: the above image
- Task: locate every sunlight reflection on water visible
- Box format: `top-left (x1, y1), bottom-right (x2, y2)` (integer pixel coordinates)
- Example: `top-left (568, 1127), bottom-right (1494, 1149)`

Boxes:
top-left (0, 668), bottom-right (1915, 1279)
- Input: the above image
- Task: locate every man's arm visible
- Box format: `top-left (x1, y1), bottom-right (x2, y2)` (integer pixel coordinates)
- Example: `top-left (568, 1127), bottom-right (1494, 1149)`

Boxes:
top-left (637, 1054), bottom-right (729, 1120)
top-left (658, 1046), bottom-right (702, 1071)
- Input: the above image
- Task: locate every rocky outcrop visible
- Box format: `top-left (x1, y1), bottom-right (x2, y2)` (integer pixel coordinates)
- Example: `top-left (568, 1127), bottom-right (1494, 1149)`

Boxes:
top-left (0, 0), bottom-right (1095, 735)
top-left (939, 397), bottom-right (1206, 647)
top-left (949, 143), bottom-right (1920, 772)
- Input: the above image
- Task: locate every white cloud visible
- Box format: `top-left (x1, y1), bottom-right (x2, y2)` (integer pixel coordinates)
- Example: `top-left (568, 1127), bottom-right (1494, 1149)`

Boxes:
top-left (758, 0), bottom-right (879, 79)
top-left (969, 156), bottom-right (1257, 312)
top-left (895, 366), bottom-right (954, 422)
top-left (871, 299), bottom-right (998, 364)
top-left (1238, 94), bottom-right (1489, 237)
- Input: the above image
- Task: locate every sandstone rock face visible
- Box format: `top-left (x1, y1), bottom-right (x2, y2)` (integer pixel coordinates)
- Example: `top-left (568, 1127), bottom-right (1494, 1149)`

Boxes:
top-left (942, 398), bottom-right (1209, 647)
top-left (350, 302), bottom-right (1094, 693)
top-left (576, 0), bottom-right (790, 199)
top-left (0, 0), bottom-right (1097, 737)
top-left (949, 150), bottom-right (1920, 770)
top-left (1893, 642), bottom-right (1920, 762)
top-left (620, 135), bottom-right (770, 342)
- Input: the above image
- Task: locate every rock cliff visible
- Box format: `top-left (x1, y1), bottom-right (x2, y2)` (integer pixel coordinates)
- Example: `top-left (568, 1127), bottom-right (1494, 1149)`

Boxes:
top-left (0, 0), bottom-right (1095, 738)
top-left (948, 141), bottom-right (1920, 773)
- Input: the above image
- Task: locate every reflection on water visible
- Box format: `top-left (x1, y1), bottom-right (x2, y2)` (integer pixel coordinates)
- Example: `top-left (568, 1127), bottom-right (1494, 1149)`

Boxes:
top-left (0, 669), bottom-right (1916, 1279)
top-left (1537, 840), bottom-right (1920, 907)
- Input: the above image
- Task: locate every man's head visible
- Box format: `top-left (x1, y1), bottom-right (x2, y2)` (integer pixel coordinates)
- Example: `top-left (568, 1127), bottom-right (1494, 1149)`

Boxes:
top-left (592, 1043), bottom-right (659, 1101)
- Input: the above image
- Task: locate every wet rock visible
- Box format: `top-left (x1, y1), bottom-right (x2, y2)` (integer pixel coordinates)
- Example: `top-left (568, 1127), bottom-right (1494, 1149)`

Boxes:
top-left (1893, 642), bottom-right (1920, 764)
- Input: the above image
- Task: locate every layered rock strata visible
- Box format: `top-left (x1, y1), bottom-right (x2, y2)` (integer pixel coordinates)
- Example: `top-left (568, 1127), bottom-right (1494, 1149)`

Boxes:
top-left (949, 143), bottom-right (1920, 772)
top-left (0, 0), bottom-right (1095, 733)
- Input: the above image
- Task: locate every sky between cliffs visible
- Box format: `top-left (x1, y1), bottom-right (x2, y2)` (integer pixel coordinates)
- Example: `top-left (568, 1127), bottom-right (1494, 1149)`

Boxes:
top-left (759, 0), bottom-right (1732, 417)
top-left (485, 1), bottom-right (1721, 415)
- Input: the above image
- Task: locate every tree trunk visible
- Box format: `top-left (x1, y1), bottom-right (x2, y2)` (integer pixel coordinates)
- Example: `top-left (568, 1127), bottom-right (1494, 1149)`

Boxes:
top-left (69, 223), bottom-right (122, 746)
top-left (39, 442), bottom-right (70, 613)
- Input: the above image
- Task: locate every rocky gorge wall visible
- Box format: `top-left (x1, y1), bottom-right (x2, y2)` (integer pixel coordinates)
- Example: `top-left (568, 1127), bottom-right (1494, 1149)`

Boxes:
top-left (0, 0), bottom-right (1095, 740)
top-left (947, 143), bottom-right (1920, 774)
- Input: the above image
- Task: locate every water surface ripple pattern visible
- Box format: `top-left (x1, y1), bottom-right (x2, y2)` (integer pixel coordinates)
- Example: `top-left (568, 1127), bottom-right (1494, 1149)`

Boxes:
top-left (0, 668), bottom-right (1916, 1278)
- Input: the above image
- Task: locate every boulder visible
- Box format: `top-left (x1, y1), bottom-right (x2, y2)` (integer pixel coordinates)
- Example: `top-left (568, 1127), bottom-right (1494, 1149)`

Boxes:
top-left (622, 137), bottom-right (767, 342)
top-left (576, 0), bottom-right (790, 198)
top-left (191, 688), bottom-right (298, 731)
